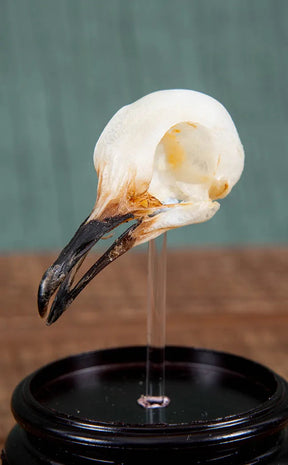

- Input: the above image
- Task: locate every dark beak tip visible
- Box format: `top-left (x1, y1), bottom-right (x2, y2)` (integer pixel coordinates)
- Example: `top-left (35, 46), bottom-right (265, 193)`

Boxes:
top-left (37, 265), bottom-right (66, 319)
top-left (37, 285), bottom-right (48, 318)
top-left (46, 299), bottom-right (67, 326)
top-left (45, 316), bottom-right (54, 327)
top-left (37, 214), bottom-right (139, 325)
top-left (37, 272), bottom-right (52, 318)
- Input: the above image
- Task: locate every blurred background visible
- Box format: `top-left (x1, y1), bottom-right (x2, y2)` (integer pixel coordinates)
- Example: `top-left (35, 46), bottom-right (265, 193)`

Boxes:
top-left (1, 0), bottom-right (287, 251)
top-left (1, 0), bottom-right (288, 451)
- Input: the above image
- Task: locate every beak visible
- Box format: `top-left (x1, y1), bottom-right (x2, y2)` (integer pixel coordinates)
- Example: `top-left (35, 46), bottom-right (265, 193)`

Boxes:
top-left (38, 213), bottom-right (140, 325)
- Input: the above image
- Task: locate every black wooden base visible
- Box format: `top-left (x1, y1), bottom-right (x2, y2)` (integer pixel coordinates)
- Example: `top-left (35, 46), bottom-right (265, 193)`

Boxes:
top-left (3, 346), bottom-right (288, 464)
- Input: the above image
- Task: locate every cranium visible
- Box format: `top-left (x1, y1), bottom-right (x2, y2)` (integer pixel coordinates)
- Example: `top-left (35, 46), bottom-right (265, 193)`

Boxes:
top-left (38, 89), bottom-right (244, 325)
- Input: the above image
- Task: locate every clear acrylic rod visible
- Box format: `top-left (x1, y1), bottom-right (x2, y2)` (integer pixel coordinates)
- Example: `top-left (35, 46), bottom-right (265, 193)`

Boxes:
top-left (138, 233), bottom-right (170, 411)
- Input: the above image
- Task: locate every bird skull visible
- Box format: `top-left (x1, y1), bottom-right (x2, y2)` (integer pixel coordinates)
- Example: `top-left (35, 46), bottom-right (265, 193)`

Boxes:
top-left (38, 89), bottom-right (244, 324)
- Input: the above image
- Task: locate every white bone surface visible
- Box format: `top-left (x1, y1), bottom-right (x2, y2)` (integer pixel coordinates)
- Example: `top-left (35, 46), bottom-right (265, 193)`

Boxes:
top-left (91, 89), bottom-right (244, 245)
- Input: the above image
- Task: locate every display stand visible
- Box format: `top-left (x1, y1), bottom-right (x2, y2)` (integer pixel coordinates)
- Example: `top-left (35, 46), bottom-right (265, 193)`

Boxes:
top-left (137, 233), bottom-right (170, 412)
top-left (2, 237), bottom-right (288, 464)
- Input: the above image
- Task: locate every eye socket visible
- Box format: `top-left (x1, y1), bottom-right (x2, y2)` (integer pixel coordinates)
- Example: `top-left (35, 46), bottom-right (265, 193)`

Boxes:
top-left (149, 122), bottom-right (219, 204)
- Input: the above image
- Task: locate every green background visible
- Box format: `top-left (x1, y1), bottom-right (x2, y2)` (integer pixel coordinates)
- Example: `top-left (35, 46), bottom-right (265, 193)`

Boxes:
top-left (1, 0), bottom-right (287, 250)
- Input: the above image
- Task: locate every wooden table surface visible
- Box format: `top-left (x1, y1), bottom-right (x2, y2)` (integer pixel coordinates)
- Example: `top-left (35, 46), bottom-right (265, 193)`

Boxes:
top-left (1, 248), bottom-right (288, 450)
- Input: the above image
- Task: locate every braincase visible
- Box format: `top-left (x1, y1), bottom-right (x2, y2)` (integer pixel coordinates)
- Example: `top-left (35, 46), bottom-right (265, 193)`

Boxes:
top-left (93, 89), bottom-right (244, 206)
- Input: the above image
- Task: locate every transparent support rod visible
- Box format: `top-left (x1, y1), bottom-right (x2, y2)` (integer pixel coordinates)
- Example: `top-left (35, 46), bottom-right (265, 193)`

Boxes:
top-left (137, 233), bottom-right (170, 411)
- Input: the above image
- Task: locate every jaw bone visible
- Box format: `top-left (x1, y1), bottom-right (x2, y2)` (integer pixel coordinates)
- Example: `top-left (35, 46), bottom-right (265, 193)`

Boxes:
top-left (38, 89), bottom-right (244, 325)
